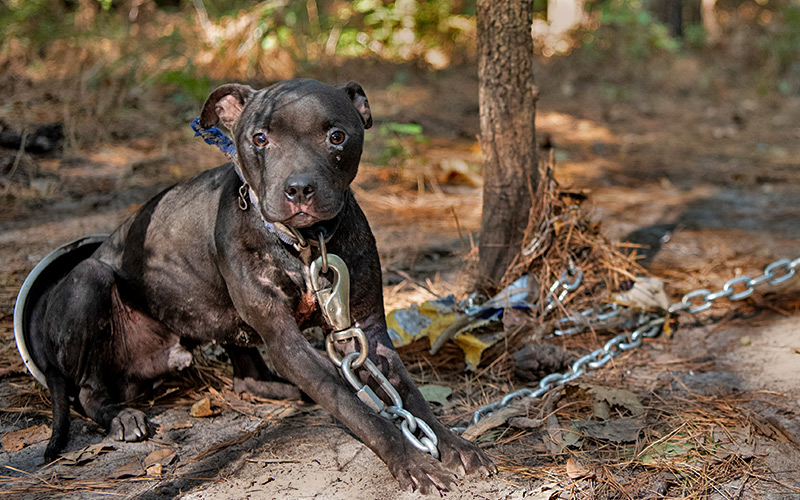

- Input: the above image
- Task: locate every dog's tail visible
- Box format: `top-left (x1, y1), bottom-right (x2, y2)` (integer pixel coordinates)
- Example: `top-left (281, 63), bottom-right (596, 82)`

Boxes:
top-left (43, 367), bottom-right (70, 463)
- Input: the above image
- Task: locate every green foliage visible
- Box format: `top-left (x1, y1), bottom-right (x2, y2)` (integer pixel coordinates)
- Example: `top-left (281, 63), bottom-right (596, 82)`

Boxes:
top-left (381, 122), bottom-right (423, 135)
top-left (344, 0), bottom-right (475, 61)
top-left (720, 1), bottom-right (800, 94)
top-left (3, 0), bottom-right (799, 97)
top-left (235, 0), bottom-right (475, 63)
top-left (0, 0), bottom-right (72, 50)
top-left (762, 2), bottom-right (800, 77)
top-left (583, 0), bottom-right (680, 60)
top-left (683, 23), bottom-right (707, 49)
top-left (159, 68), bottom-right (213, 105)
top-left (367, 121), bottom-right (428, 166)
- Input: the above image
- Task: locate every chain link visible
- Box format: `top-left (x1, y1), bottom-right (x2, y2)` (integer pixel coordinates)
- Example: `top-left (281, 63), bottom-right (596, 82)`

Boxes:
top-left (543, 260), bottom-right (583, 315)
top-left (310, 249), bottom-right (440, 459)
top-left (462, 256), bottom-right (800, 432)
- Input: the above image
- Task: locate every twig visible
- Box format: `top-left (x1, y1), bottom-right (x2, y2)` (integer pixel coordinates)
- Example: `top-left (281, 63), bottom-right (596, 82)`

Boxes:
top-left (191, 0), bottom-right (214, 43)
top-left (245, 458), bottom-right (300, 465)
top-left (387, 267), bottom-right (442, 299)
top-left (186, 422), bottom-right (267, 464)
top-left (3, 129), bottom-right (27, 194)
top-left (541, 392), bottom-right (563, 455)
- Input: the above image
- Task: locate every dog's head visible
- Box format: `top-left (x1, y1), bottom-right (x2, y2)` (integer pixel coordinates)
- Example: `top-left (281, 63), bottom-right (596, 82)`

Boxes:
top-left (200, 79), bottom-right (372, 228)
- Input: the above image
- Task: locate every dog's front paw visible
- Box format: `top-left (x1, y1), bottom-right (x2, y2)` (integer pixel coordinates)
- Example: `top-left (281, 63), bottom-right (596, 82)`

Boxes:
top-left (109, 408), bottom-right (150, 442)
top-left (438, 432), bottom-right (496, 478)
top-left (387, 451), bottom-right (458, 494)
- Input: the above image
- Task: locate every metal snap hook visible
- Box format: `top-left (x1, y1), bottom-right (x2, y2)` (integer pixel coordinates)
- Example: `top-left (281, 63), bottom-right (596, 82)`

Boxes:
top-left (310, 253), bottom-right (351, 331)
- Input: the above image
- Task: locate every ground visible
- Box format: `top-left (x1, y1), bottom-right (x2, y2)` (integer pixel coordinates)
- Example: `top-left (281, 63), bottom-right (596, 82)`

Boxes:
top-left (1, 58), bottom-right (799, 499)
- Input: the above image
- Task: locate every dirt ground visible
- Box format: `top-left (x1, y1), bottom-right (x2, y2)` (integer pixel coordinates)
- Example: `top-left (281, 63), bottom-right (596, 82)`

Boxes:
top-left (1, 58), bottom-right (799, 499)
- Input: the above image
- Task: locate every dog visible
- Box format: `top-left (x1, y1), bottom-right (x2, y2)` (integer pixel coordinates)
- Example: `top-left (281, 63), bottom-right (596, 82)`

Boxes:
top-left (20, 79), bottom-right (493, 492)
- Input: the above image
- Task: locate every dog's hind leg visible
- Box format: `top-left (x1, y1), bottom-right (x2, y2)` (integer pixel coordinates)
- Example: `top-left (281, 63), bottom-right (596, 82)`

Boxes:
top-left (43, 367), bottom-right (70, 462)
top-left (79, 385), bottom-right (150, 443)
top-left (44, 258), bottom-right (150, 445)
top-left (225, 344), bottom-right (302, 400)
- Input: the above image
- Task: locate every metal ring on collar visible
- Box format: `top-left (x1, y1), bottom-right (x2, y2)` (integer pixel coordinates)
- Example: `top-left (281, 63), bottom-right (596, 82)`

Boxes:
top-left (326, 327), bottom-right (368, 368)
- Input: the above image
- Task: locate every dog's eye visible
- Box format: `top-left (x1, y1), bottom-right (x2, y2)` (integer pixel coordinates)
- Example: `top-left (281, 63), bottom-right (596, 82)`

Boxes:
top-left (328, 130), bottom-right (346, 146)
top-left (252, 133), bottom-right (268, 147)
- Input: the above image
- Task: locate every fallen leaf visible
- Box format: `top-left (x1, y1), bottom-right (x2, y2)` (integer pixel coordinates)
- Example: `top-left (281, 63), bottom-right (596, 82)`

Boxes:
top-left (462, 400), bottom-right (531, 441)
top-left (146, 463), bottom-right (163, 477)
top-left (566, 456), bottom-right (595, 480)
top-left (766, 416), bottom-right (800, 446)
top-left (1, 424), bottom-right (51, 451)
top-left (508, 417), bottom-right (544, 429)
top-left (574, 417), bottom-right (644, 443)
top-left (144, 448), bottom-right (177, 468)
top-left (111, 460), bottom-right (145, 479)
top-left (579, 384), bottom-right (644, 417)
top-left (640, 442), bottom-right (692, 463)
top-left (593, 400), bottom-right (611, 421)
top-left (165, 419), bottom-right (193, 431)
top-left (526, 484), bottom-right (562, 500)
top-left (190, 397), bottom-right (219, 418)
top-left (61, 443), bottom-right (116, 465)
top-left (561, 427), bottom-right (583, 448)
top-left (418, 384), bottom-right (452, 406)
top-left (437, 158), bottom-right (482, 187)
top-left (613, 277), bottom-right (669, 310)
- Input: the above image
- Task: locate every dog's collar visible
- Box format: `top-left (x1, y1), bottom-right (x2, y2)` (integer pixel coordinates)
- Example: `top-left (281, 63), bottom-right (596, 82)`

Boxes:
top-left (263, 213), bottom-right (342, 250)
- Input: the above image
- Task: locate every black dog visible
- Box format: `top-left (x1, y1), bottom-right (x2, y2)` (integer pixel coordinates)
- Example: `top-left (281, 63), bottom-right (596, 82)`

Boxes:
top-left (23, 79), bottom-right (493, 492)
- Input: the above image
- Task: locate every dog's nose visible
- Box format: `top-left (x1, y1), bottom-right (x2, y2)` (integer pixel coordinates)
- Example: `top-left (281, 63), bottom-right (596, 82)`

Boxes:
top-left (284, 175), bottom-right (316, 204)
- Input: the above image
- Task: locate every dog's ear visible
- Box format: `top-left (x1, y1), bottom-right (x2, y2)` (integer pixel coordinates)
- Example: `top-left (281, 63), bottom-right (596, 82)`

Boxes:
top-left (340, 81), bottom-right (372, 129)
top-left (200, 84), bottom-right (255, 131)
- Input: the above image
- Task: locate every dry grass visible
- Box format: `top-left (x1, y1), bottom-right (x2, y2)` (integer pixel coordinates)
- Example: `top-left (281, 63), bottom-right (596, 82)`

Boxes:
top-left (480, 379), bottom-right (800, 498)
top-left (393, 155), bottom-right (649, 381)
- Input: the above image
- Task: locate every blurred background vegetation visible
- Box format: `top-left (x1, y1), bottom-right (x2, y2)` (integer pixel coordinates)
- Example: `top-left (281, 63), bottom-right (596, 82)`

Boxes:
top-left (1, 0), bottom-right (798, 146)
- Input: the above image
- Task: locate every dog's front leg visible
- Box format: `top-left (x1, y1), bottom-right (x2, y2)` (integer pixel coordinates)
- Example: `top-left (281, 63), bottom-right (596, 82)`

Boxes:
top-left (227, 280), bottom-right (456, 494)
top-left (333, 210), bottom-right (496, 479)
top-left (358, 310), bottom-right (496, 478)
top-left (263, 314), bottom-right (460, 493)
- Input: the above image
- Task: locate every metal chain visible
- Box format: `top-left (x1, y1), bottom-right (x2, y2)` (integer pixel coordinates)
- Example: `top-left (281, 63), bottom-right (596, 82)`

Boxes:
top-left (341, 352), bottom-right (439, 458)
top-left (309, 246), bottom-right (440, 458)
top-left (462, 256), bottom-right (800, 431)
top-left (543, 260), bottom-right (583, 316)
top-left (667, 257), bottom-right (799, 314)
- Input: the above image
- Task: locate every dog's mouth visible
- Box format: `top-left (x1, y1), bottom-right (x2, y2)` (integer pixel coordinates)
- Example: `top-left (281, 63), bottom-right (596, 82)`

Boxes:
top-left (284, 211), bottom-right (319, 228)
top-left (259, 191), bottom-right (345, 231)
top-left (276, 197), bottom-right (345, 229)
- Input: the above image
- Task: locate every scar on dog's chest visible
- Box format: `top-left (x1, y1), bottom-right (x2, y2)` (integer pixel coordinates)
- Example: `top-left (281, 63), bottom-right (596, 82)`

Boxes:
top-left (295, 290), bottom-right (318, 324)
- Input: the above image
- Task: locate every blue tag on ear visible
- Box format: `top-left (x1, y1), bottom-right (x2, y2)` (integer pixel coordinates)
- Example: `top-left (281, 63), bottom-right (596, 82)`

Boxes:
top-left (191, 117), bottom-right (237, 160)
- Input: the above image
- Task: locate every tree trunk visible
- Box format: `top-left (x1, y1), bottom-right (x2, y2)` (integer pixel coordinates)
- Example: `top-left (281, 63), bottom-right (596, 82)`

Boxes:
top-left (476, 0), bottom-right (539, 289)
top-left (702, 0), bottom-right (721, 46)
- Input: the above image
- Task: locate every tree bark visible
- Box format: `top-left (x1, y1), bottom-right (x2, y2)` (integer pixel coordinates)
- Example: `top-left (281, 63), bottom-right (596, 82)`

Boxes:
top-left (702, 0), bottom-right (721, 45)
top-left (477, 0), bottom-right (539, 289)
